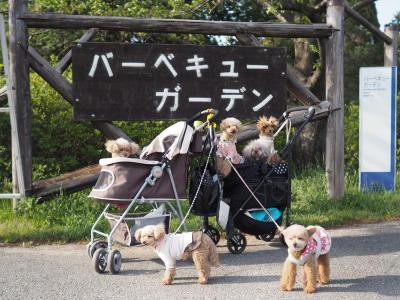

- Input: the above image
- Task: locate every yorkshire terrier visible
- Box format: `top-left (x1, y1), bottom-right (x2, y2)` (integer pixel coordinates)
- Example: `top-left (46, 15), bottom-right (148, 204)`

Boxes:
top-left (256, 115), bottom-right (281, 164)
top-left (216, 117), bottom-right (243, 177)
top-left (105, 138), bottom-right (140, 158)
top-left (135, 224), bottom-right (220, 285)
top-left (281, 224), bottom-right (332, 294)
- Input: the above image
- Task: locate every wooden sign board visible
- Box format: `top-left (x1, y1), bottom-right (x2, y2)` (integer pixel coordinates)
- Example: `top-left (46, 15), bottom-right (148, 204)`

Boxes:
top-left (72, 43), bottom-right (286, 120)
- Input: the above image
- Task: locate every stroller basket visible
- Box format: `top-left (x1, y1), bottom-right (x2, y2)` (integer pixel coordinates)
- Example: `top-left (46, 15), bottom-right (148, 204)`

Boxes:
top-left (105, 212), bottom-right (170, 246)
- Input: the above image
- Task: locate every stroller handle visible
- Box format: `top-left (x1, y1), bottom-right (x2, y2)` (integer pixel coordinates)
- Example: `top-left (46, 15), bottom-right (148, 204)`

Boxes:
top-left (187, 108), bottom-right (219, 124)
top-left (280, 106), bottom-right (315, 123)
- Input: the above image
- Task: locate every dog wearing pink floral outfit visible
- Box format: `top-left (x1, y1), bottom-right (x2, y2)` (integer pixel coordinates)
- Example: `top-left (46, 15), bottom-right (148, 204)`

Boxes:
top-left (216, 117), bottom-right (243, 177)
top-left (281, 224), bottom-right (332, 293)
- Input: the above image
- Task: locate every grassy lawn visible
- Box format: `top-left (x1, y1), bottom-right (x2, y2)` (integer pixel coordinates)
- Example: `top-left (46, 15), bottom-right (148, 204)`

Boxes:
top-left (1, 167), bottom-right (399, 244)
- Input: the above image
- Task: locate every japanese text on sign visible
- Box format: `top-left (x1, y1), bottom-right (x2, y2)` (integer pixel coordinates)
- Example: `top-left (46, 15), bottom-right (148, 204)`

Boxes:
top-left (72, 43), bottom-right (286, 120)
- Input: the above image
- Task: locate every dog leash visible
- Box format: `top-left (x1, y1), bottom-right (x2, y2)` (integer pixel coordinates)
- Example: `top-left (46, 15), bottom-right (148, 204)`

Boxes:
top-left (274, 118), bottom-right (292, 144)
top-left (173, 143), bottom-right (214, 234)
top-left (226, 159), bottom-right (284, 234)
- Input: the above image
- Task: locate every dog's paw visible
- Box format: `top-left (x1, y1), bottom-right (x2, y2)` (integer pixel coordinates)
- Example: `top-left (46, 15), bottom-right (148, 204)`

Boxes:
top-left (162, 278), bottom-right (172, 285)
top-left (303, 286), bottom-right (316, 294)
top-left (319, 277), bottom-right (329, 285)
top-left (280, 284), bottom-right (292, 292)
top-left (198, 277), bottom-right (208, 285)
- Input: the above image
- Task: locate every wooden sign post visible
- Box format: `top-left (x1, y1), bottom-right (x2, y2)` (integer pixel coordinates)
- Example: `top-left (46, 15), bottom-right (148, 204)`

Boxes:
top-left (72, 43), bottom-right (286, 120)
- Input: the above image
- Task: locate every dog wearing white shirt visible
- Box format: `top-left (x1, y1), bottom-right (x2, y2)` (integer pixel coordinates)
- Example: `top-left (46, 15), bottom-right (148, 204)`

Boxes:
top-left (135, 224), bottom-right (219, 285)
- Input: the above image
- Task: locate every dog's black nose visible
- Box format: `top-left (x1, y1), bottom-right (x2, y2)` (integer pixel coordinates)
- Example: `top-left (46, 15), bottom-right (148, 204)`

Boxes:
top-left (293, 242), bottom-right (297, 248)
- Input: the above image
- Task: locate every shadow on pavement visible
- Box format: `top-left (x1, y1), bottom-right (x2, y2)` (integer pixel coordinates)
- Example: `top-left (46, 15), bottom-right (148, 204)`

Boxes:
top-left (320, 275), bottom-right (400, 297)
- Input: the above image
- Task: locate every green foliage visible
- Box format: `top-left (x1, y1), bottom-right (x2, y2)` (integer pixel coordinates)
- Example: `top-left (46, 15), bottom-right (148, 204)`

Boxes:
top-left (291, 167), bottom-right (400, 226)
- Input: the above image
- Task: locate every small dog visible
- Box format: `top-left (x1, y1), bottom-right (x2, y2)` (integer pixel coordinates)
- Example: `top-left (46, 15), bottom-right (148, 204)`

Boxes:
top-left (216, 117), bottom-right (243, 177)
top-left (105, 138), bottom-right (140, 158)
top-left (256, 115), bottom-right (281, 164)
top-left (242, 139), bottom-right (269, 162)
top-left (281, 224), bottom-right (332, 294)
top-left (135, 224), bottom-right (220, 285)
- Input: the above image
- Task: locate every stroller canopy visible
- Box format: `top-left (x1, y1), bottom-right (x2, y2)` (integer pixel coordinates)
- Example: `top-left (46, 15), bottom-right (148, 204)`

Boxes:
top-left (140, 121), bottom-right (194, 161)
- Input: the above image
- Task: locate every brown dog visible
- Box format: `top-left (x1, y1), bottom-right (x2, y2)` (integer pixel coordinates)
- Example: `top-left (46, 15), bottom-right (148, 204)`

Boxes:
top-left (216, 117), bottom-right (243, 177)
top-left (135, 224), bottom-right (219, 285)
top-left (281, 224), bottom-right (332, 293)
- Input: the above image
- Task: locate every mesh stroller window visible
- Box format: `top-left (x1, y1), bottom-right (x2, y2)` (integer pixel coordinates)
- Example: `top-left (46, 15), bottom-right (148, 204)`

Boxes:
top-left (93, 170), bottom-right (115, 191)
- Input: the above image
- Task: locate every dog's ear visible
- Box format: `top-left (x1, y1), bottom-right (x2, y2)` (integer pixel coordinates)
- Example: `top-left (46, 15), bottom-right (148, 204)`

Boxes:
top-left (105, 140), bottom-right (120, 154)
top-left (256, 116), bottom-right (266, 131)
top-left (307, 226), bottom-right (317, 237)
top-left (130, 142), bottom-right (140, 155)
top-left (235, 119), bottom-right (243, 131)
top-left (153, 223), bottom-right (166, 241)
top-left (269, 116), bottom-right (279, 128)
top-left (134, 228), bottom-right (142, 242)
top-left (220, 119), bottom-right (228, 131)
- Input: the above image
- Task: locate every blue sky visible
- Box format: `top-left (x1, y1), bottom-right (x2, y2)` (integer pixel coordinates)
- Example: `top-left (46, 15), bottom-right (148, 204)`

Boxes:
top-left (376, 0), bottom-right (400, 29)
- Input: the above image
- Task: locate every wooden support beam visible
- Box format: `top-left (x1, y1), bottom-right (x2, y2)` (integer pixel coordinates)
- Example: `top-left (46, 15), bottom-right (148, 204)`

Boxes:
top-left (237, 101), bottom-right (331, 143)
top-left (55, 28), bottom-right (98, 74)
top-left (27, 46), bottom-right (132, 141)
top-left (236, 34), bottom-right (321, 106)
top-left (27, 165), bottom-right (101, 200)
top-left (344, 1), bottom-right (392, 45)
top-left (326, 0), bottom-right (345, 199)
top-left (352, 0), bottom-right (376, 11)
top-left (20, 13), bottom-right (336, 38)
top-left (9, 0), bottom-right (32, 191)
top-left (384, 25), bottom-right (398, 67)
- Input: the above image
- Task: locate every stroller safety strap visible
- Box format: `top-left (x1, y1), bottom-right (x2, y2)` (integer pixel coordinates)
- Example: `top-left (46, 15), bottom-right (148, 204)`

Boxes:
top-left (226, 159), bottom-right (284, 234)
top-left (99, 157), bottom-right (160, 166)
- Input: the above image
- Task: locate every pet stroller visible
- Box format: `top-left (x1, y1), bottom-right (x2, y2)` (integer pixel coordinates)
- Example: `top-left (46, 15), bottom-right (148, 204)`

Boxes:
top-left (190, 106), bottom-right (316, 254)
top-left (86, 109), bottom-right (221, 274)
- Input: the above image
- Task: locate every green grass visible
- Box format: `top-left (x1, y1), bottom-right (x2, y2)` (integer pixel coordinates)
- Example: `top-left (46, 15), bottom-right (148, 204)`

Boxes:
top-left (1, 167), bottom-right (399, 243)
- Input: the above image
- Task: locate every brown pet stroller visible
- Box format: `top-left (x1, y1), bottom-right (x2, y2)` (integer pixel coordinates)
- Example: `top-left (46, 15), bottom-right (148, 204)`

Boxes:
top-left (86, 109), bottom-right (220, 274)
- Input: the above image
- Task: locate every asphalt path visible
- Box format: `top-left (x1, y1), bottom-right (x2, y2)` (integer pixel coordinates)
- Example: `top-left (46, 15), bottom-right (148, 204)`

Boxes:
top-left (0, 221), bottom-right (399, 299)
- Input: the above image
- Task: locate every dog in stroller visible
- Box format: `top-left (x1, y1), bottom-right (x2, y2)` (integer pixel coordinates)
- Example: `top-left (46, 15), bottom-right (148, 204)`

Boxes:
top-left (191, 107), bottom-right (316, 254)
top-left (86, 109), bottom-right (222, 275)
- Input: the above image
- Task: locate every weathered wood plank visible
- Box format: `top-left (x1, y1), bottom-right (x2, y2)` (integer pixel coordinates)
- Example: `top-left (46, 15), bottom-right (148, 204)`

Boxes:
top-left (27, 46), bottom-right (132, 141)
top-left (344, 1), bottom-right (392, 45)
top-left (236, 34), bottom-right (321, 106)
top-left (20, 13), bottom-right (336, 38)
top-left (352, 0), bottom-right (376, 11)
top-left (55, 28), bottom-right (98, 74)
top-left (9, 0), bottom-right (32, 193)
top-left (384, 25), bottom-right (398, 67)
top-left (27, 165), bottom-right (101, 199)
top-left (326, 0), bottom-right (345, 198)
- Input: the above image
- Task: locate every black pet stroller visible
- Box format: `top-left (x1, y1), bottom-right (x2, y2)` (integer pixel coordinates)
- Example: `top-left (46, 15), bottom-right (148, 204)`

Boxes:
top-left (189, 106), bottom-right (316, 254)
top-left (86, 109), bottom-right (221, 274)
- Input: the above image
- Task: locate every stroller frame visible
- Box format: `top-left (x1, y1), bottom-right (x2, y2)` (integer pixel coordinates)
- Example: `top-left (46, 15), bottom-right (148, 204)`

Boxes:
top-left (87, 109), bottom-right (220, 274)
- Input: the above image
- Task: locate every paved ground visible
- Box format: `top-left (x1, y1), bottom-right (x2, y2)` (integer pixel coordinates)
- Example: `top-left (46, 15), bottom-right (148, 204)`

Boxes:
top-left (0, 221), bottom-right (399, 300)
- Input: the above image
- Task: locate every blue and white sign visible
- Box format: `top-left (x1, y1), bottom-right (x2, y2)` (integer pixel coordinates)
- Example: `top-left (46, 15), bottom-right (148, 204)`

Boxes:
top-left (359, 66), bottom-right (397, 191)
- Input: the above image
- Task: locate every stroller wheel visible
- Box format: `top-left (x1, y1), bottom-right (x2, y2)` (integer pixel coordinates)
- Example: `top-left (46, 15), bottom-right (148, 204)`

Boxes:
top-left (87, 240), bottom-right (108, 258)
top-left (227, 233), bottom-right (247, 254)
top-left (259, 231), bottom-right (276, 242)
top-left (203, 226), bottom-right (220, 245)
top-left (93, 248), bottom-right (108, 274)
top-left (108, 249), bottom-right (122, 274)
